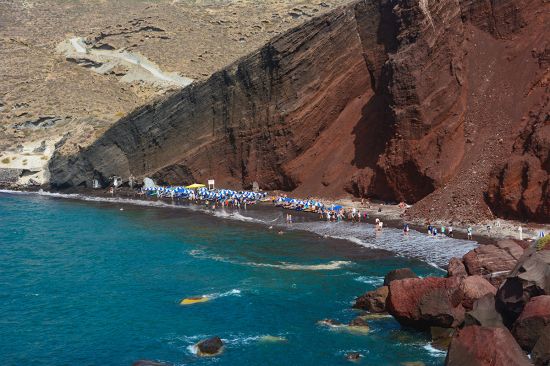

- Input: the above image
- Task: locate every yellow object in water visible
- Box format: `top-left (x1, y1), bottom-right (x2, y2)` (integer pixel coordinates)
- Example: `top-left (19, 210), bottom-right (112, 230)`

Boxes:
top-left (180, 296), bottom-right (209, 305)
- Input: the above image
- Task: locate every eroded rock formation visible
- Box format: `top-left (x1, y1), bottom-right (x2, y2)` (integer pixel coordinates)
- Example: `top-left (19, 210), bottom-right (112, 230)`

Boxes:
top-left (47, 0), bottom-right (549, 222)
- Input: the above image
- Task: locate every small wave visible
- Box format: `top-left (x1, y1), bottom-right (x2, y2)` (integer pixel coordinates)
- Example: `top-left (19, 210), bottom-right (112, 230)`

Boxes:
top-left (247, 260), bottom-right (352, 271)
top-left (188, 249), bottom-right (351, 271)
top-left (354, 276), bottom-right (384, 286)
top-left (423, 343), bottom-right (447, 357)
top-left (208, 289), bottom-right (241, 299)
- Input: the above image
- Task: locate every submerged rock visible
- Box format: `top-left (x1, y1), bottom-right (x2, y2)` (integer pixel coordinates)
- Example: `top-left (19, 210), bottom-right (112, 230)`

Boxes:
top-left (512, 295), bottom-right (550, 351)
top-left (353, 285), bottom-right (388, 313)
top-left (196, 336), bottom-right (224, 356)
top-left (345, 352), bottom-right (361, 361)
top-left (384, 268), bottom-right (418, 286)
top-left (259, 335), bottom-right (287, 343)
top-left (317, 319), bottom-right (343, 327)
top-left (445, 325), bottom-right (531, 366)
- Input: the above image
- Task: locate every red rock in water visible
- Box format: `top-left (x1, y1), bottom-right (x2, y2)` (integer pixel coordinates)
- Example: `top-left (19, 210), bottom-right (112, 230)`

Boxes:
top-left (353, 286), bottom-right (389, 313)
top-left (447, 257), bottom-right (468, 278)
top-left (387, 277), bottom-right (465, 329)
top-left (512, 295), bottom-right (550, 351)
top-left (459, 275), bottom-right (497, 311)
top-left (445, 325), bottom-right (531, 366)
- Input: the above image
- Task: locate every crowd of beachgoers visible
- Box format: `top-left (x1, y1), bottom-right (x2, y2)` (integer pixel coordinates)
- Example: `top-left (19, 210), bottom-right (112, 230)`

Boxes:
top-left (138, 185), bottom-right (501, 239)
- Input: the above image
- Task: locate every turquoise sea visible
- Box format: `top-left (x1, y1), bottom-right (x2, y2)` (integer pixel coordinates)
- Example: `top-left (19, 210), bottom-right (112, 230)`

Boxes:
top-left (0, 192), bottom-right (477, 365)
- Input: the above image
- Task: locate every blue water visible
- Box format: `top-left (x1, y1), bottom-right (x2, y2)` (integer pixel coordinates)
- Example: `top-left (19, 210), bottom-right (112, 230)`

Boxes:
top-left (0, 192), bottom-right (457, 365)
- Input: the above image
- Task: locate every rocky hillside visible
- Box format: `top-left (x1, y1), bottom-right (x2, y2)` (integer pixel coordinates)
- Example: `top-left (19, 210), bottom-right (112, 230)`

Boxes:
top-left (0, 0), bottom-right (351, 184)
top-left (7, 0), bottom-right (550, 223)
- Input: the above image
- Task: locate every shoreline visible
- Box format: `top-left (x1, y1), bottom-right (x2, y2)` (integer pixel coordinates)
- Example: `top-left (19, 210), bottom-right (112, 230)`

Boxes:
top-left (3, 184), bottom-right (545, 245)
top-left (1, 186), bottom-right (477, 268)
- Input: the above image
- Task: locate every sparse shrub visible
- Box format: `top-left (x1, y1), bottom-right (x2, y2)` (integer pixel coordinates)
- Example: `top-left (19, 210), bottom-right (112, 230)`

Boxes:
top-left (536, 235), bottom-right (550, 251)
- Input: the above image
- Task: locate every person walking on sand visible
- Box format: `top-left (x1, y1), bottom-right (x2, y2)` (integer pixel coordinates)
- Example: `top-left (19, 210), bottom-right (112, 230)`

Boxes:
top-left (427, 224), bottom-right (432, 235)
top-left (441, 225), bottom-right (446, 236)
top-left (518, 225), bottom-right (523, 241)
top-left (467, 226), bottom-right (473, 240)
top-left (378, 221), bottom-right (384, 231)
top-left (448, 225), bottom-right (454, 238)
top-left (403, 223), bottom-right (410, 236)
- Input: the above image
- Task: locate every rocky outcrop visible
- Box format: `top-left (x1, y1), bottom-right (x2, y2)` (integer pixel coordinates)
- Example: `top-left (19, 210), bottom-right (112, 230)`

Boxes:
top-left (459, 275), bottom-right (496, 311)
top-left (45, 0), bottom-right (549, 224)
top-left (387, 277), bottom-right (465, 329)
top-left (464, 294), bottom-right (504, 328)
top-left (445, 325), bottom-right (531, 366)
top-left (196, 336), bottom-right (224, 356)
top-left (447, 257), bottom-right (468, 277)
top-left (353, 285), bottom-right (388, 312)
top-left (462, 241), bottom-right (523, 286)
top-left (512, 295), bottom-right (550, 351)
top-left (496, 249), bottom-right (550, 326)
top-left (487, 103), bottom-right (550, 222)
top-left (532, 325), bottom-right (550, 366)
top-left (384, 268), bottom-right (418, 286)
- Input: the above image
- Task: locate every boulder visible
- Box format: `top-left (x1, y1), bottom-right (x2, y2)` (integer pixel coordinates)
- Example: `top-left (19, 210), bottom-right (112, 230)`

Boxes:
top-left (445, 325), bottom-right (531, 366)
top-left (196, 336), bottom-right (224, 356)
top-left (532, 324), bottom-right (550, 366)
top-left (345, 352), bottom-right (361, 361)
top-left (353, 286), bottom-right (388, 312)
top-left (387, 277), bottom-right (465, 329)
top-left (384, 268), bottom-right (418, 286)
top-left (459, 275), bottom-right (497, 310)
top-left (496, 249), bottom-right (550, 326)
top-left (317, 319), bottom-right (343, 327)
top-left (512, 295), bottom-right (550, 351)
top-left (349, 317), bottom-right (369, 327)
top-left (464, 294), bottom-right (504, 328)
top-left (447, 257), bottom-right (467, 277)
top-left (462, 244), bottom-right (519, 287)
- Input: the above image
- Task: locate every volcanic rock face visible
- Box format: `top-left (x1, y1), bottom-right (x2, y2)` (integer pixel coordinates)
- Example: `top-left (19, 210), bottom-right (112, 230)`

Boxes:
top-left (46, 0), bottom-right (549, 224)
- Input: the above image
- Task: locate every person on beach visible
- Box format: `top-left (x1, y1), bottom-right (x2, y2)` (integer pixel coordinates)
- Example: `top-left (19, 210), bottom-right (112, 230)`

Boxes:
top-left (448, 225), bottom-right (454, 238)
top-left (441, 225), bottom-right (446, 236)
top-left (403, 224), bottom-right (410, 235)
top-left (467, 226), bottom-right (473, 240)
top-left (432, 227), bottom-right (438, 236)
top-left (427, 224), bottom-right (432, 235)
top-left (518, 225), bottom-right (523, 240)
top-left (378, 221), bottom-right (384, 231)
top-left (539, 230), bottom-right (545, 238)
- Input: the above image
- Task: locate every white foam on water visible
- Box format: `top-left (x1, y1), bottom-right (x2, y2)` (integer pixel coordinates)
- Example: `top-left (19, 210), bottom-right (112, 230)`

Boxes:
top-left (188, 248), bottom-right (352, 271)
top-left (354, 276), bottom-right (384, 286)
top-left (423, 343), bottom-right (447, 357)
top-left (245, 260), bottom-right (352, 271)
top-left (290, 220), bottom-right (478, 267)
top-left (207, 289), bottom-right (241, 299)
